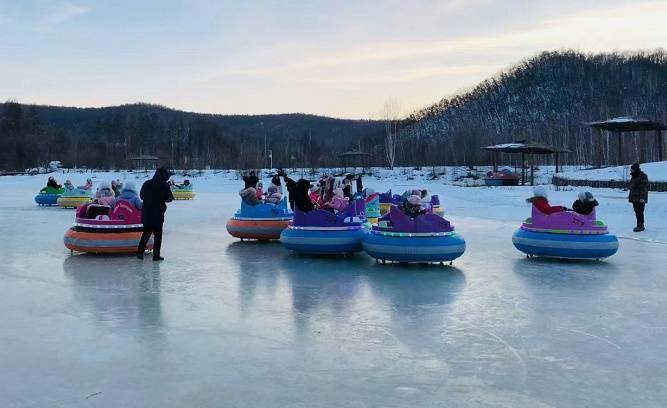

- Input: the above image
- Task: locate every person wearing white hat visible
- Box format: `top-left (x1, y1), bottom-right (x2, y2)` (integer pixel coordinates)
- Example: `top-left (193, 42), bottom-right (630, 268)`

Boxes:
top-left (526, 185), bottom-right (567, 214)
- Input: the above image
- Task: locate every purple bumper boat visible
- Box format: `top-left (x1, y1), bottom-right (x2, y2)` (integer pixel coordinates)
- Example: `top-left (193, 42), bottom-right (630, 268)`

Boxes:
top-left (362, 206), bottom-right (465, 264)
top-left (280, 199), bottom-right (368, 254)
top-left (512, 208), bottom-right (618, 259)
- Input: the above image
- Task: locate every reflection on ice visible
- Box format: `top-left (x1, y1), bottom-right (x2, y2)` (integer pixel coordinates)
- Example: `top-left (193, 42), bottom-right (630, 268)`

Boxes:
top-left (63, 255), bottom-right (164, 333)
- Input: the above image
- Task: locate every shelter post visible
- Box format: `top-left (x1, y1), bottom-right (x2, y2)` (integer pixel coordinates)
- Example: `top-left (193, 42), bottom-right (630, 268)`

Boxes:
top-left (555, 152), bottom-right (560, 173)
top-left (616, 131), bottom-right (623, 165)
top-left (530, 154), bottom-right (535, 186)
top-left (493, 151), bottom-right (498, 172)
top-left (521, 152), bottom-right (526, 185)
top-left (658, 130), bottom-right (664, 162)
top-left (593, 127), bottom-right (602, 168)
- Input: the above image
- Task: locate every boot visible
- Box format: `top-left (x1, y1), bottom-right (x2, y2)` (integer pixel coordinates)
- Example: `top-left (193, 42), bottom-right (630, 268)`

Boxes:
top-left (137, 252), bottom-right (144, 260)
top-left (633, 223), bottom-right (645, 232)
top-left (153, 255), bottom-right (165, 261)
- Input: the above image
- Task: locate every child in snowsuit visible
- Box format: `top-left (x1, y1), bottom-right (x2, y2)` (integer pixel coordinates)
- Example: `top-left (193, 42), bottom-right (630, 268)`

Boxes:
top-left (113, 181), bottom-right (143, 209)
top-left (572, 191), bottom-right (598, 215)
top-left (527, 186), bottom-right (567, 214)
top-left (403, 195), bottom-right (427, 218)
top-left (255, 181), bottom-right (265, 200)
top-left (79, 178), bottom-right (93, 190)
top-left (324, 188), bottom-right (349, 212)
top-left (240, 187), bottom-right (261, 206)
top-left (47, 176), bottom-right (62, 190)
top-left (265, 185), bottom-right (283, 204)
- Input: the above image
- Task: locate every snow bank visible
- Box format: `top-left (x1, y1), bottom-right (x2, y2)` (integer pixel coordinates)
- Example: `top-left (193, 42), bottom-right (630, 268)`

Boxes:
top-left (557, 161), bottom-right (667, 182)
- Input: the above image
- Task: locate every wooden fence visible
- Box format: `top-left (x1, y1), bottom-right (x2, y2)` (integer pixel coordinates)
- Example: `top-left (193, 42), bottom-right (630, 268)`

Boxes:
top-left (552, 175), bottom-right (667, 192)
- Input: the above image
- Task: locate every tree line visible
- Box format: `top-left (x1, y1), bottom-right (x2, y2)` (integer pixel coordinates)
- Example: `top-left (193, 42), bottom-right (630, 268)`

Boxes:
top-left (0, 102), bottom-right (385, 171)
top-left (2, 50), bottom-right (666, 171)
top-left (396, 50), bottom-right (667, 167)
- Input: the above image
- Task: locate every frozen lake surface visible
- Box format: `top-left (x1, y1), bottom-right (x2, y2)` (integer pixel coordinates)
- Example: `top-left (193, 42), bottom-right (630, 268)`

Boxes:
top-left (1, 171), bottom-right (666, 407)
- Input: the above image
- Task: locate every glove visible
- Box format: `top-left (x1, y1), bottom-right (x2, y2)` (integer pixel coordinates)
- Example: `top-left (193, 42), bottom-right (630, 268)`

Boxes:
top-left (639, 199), bottom-right (645, 203)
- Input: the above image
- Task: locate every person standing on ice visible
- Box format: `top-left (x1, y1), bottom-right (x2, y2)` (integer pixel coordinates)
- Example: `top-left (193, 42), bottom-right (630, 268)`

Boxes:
top-left (628, 163), bottom-right (649, 232)
top-left (526, 185), bottom-right (567, 214)
top-left (137, 168), bottom-right (174, 261)
top-left (279, 170), bottom-right (297, 210)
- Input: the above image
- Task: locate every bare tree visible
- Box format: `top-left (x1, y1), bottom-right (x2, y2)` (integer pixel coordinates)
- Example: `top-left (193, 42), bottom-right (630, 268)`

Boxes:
top-left (383, 99), bottom-right (401, 170)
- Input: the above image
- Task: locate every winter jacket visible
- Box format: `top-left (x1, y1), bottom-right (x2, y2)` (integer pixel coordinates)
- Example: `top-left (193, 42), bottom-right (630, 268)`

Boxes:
top-left (528, 196), bottom-right (567, 215)
top-left (114, 188), bottom-right (143, 209)
top-left (342, 177), bottom-right (353, 199)
top-left (271, 175), bottom-right (282, 190)
top-left (283, 175), bottom-right (297, 209)
top-left (140, 168), bottom-right (174, 227)
top-left (79, 180), bottom-right (93, 190)
top-left (294, 179), bottom-right (315, 212)
top-left (572, 199), bottom-right (598, 215)
top-left (327, 190), bottom-right (349, 212)
top-left (355, 175), bottom-right (363, 194)
top-left (265, 192), bottom-right (283, 204)
top-left (240, 187), bottom-right (261, 206)
top-left (628, 170), bottom-right (649, 203)
top-left (96, 195), bottom-right (115, 207)
top-left (243, 173), bottom-right (259, 189)
top-left (47, 178), bottom-right (62, 190)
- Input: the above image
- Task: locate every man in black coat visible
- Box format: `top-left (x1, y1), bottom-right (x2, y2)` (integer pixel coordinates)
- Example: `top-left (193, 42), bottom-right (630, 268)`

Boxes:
top-left (137, 168), bottom-right (174, 260)
top-left (294, 178), bottom-right (315, 212)
top-left (628, 162), bottom-right (649, 232)
top-left (279, 170), bottom-right (297, 210)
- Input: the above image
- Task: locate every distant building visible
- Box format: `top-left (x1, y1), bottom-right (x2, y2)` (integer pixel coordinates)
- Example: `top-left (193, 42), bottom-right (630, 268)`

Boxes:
top-left (128, 155), bottom-right (161, 170)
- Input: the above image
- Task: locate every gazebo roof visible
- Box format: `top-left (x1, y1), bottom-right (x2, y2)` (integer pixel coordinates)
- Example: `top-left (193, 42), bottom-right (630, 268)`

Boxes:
top-left (584, 116), bottom-right (667, 132)
top-left (337, 151), bottom-right (370, 158)
top-left (481, 140), bottom-right (570, 155)
top-left (128, 155), bottom-right (160, 161)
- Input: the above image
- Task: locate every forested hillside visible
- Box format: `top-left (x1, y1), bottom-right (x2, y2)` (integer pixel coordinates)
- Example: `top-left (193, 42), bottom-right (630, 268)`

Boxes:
top-left (398, 50), bottom-right (667, 167)
top-left (0, 103), bottom-right (384, 171)
top-left (2, 50), bottom-right (666, 171)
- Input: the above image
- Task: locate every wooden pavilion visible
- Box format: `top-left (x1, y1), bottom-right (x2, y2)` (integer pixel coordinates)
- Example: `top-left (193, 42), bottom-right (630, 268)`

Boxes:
top-left (481, 141), bottom-right (570, 186)
top-left (338, 151), bottom-right (370, 174)
top-left (584, 117), bottom-right (667, 166)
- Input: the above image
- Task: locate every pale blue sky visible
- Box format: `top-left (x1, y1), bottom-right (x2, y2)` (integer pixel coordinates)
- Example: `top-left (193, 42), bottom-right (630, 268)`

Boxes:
top-left (2, 0), bottom-right (666, 118)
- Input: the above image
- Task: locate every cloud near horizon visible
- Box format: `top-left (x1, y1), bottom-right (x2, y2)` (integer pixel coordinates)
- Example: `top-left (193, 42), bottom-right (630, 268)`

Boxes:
top-left (1, 0), bottom-right (666, 118)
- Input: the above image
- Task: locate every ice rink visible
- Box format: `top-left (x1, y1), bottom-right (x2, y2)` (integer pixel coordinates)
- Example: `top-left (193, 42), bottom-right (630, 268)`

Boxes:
top-left (1, 171), bottom-right (666, 407)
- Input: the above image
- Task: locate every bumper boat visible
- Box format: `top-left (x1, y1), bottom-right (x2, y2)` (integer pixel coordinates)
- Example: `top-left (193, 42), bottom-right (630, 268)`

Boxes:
top-left (64, 201), bottom-right (152, 254)
top-left (171, 183), bottom-right (195, 200)
top-left (280, 199), bottom-right (367, 254)
top-left (226, 198), bottom-right (293, 240)
top-left (57, 187), bottom-right (92, 208)
top-left (512, 208), bottom-right (618, 260)
top-left (35, 187), bottom-right (65, 206)
top-left (362, 205), bottom-right (465, 264)
top-left (484, 168), bottom-right (520, 186)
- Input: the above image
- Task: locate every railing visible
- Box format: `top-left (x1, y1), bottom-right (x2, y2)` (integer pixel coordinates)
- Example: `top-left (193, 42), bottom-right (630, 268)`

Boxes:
top-left (552, 175), bottom-right (667, 192)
